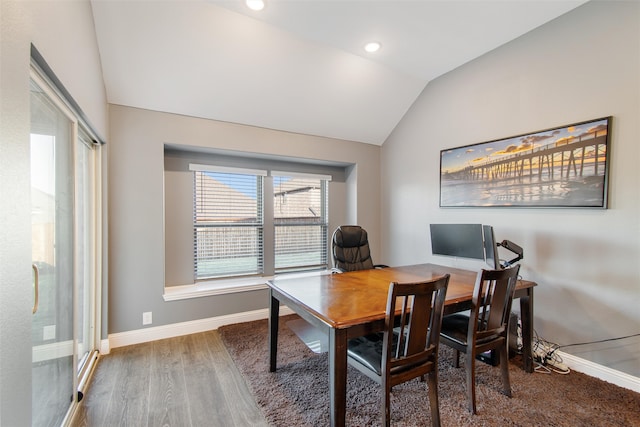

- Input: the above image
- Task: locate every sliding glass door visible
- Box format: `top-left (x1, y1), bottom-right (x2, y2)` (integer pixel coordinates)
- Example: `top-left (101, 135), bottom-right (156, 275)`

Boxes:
top-left (30, 69), bottom-right (101, 427)
top-left (75, 128), bottom-right (99, 393)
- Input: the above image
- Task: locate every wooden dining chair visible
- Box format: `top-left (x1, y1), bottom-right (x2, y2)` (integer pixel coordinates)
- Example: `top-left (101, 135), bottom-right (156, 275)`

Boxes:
top-left (439, 265), bottom-right (521, 414)
top-left (346, 274), bottom-right (450, 426)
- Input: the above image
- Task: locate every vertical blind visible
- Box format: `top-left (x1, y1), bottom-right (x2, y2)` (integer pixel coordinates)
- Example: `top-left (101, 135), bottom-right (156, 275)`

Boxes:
top-left (191, 164), bottom-right (266, 279)
top-left (273, 172), bottom-right (330, 273)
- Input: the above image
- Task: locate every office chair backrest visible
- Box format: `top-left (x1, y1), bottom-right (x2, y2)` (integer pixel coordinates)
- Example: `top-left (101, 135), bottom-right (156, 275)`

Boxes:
top-left (331, 225), bottom-right (375, 272)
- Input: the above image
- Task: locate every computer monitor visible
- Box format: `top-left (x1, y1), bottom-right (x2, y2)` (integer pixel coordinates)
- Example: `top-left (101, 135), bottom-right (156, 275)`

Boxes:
top-left (429, 224), bottom-right (484, 260)
top-left (482, 225), bottom-right (501, 269)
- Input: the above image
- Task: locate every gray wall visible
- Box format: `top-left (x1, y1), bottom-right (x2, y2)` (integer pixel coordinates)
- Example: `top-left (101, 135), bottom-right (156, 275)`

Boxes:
top-left (0, 1), bottom-right (107, 425)
top-left (381, 1), bottom-right (640, 376)
top-left (108, 105), bottom-right (381, 333)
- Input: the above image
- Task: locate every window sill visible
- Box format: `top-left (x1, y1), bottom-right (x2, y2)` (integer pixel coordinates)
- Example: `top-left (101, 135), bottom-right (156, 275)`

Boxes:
top-left (163, 269), bottom-right (333, 301)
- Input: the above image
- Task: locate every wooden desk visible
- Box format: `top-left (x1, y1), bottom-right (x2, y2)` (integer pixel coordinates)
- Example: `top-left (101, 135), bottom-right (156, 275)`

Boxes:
top-left (267, 263), bottom-right (536, 427)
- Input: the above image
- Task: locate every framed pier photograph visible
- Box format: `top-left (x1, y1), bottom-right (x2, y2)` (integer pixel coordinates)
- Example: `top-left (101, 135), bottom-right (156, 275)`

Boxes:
top-left (439, 117), bottom-right (611, 208)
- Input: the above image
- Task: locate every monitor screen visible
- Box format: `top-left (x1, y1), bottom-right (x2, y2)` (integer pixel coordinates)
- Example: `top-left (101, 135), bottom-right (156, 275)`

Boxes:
top-left (429, 224), bottom-right (484, 260)
top-left (483, 225), bottom-right (501, 269)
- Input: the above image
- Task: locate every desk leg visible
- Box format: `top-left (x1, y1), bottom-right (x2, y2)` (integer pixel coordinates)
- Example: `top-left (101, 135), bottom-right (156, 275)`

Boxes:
top-left (328, 328), bottom-right (347, 427)
top-left (519, 287), bottom-right (534, 373)
top-left (269, 291), bottom-right (279, 372)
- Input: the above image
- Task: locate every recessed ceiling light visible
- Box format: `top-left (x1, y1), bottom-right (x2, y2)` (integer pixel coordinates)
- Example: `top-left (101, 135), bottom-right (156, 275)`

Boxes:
top-left (246, 0), bottom-right (265, 11)
top-left (364, 41), bottom-right (381, 53)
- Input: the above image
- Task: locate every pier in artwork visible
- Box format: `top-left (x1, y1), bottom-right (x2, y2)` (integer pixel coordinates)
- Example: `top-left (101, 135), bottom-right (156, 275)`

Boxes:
top-left (444, 131), bottom-right (608, 183)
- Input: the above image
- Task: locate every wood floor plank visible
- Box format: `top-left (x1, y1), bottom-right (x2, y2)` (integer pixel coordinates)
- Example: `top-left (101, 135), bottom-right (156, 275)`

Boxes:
top-left (181, 333), bottom-right (240, 426)
top-left (202, 330), bottom-right (268, 427)
top-left (100, 342), bottom-right (152, 426)
top-left (74, 346), bottom-right (126, 426)
top-left (147, 337), bottom-right (191, 427)
top-left (72, 330), bottom-right (268, 427)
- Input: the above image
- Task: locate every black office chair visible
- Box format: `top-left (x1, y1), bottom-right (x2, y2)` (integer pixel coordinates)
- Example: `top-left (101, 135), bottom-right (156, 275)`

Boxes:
top-left (439, 265), bottom-right (521, 414)
top-left (331, 225), bottom-right (388, 272)
top-left (346, 275), bottom-right (450, 426)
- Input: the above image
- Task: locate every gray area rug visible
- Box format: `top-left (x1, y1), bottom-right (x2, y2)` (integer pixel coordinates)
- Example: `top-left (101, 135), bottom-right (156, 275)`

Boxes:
top-left (218, 315), bottom-right (639, 426)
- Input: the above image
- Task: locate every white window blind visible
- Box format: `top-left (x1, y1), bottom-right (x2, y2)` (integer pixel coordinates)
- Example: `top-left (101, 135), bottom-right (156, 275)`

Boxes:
top-left (192, 167), bottom-right (265, 280)
top-left (273, 172), bottom-right (329, 273)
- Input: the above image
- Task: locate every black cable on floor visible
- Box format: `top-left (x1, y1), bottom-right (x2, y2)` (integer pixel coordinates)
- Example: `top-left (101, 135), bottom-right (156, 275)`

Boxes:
top-left (556, 333), bottom-right (640, 349)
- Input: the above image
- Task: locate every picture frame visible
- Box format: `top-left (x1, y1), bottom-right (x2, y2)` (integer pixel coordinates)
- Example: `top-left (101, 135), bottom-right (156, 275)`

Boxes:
top-left (439, 116), bottom-right (611, 208)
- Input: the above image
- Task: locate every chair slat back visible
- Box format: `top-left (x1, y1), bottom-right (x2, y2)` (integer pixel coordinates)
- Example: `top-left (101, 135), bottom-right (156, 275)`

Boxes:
top-left (383, 275), bottom-right (450, 373)
top-left (471, 266), bottom-right (520, 343)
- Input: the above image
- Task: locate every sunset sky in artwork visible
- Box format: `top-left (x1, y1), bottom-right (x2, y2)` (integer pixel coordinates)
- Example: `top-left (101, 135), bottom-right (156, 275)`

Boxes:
top-left (440, 118), bottom-right (608, 174)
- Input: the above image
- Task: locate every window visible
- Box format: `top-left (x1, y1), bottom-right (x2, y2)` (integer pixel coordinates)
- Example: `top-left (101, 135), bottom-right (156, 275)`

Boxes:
top-left (191, 165), bottom-right (266, 280)
top-left (191, 165), bottom-right (329, 281)
top-left (273, 172), bottom-right (329, 273)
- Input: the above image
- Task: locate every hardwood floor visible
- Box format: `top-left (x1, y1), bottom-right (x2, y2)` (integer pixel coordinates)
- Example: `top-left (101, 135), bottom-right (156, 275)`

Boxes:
top-left (73, 330), bottom-right (268, 427)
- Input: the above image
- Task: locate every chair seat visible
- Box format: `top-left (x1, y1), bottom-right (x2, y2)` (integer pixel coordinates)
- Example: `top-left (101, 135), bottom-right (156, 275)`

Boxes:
top-left (347, 332), bottom-right (400, 376)
top-left (440, 313), bottom-right (471, 345)
top-left (441, 314), bottom-right (502, 346)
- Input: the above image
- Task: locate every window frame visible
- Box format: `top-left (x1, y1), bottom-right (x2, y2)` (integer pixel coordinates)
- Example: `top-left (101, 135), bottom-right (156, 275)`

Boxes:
top-left (189, 164), bottom-right (331, 282)
top-left (272, 171), bottom-right (331, 274)
top-left (190, 164), bottom-right (267, 280)
top-left (163, 152), bottom-right (345, 301)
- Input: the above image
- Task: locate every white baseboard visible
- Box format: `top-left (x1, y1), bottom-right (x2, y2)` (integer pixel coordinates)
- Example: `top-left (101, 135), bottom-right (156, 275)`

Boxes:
top-left (558, 350), bottom-right (640, 393)
top-left (101, 309), bottom-right (638, 394)
top-left (32, 340), bottom-right (74, 363)
top-left (102, 306), bottom-right (294, 354)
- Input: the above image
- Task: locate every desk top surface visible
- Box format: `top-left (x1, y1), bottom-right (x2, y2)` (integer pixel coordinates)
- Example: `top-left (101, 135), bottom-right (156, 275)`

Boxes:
top-left (268, 263), bottom-right (535, 329)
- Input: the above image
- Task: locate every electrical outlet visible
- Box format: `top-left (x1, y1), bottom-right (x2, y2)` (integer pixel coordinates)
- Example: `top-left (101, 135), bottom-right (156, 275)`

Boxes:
top-left (43, 324), bottom-right (56, 340)
top-left (142, 311), bottom-right (152, 325)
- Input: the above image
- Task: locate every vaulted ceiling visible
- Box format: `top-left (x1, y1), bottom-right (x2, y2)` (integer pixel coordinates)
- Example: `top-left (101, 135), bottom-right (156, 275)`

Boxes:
top-left (91, 0), bottom-right (586, 145)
